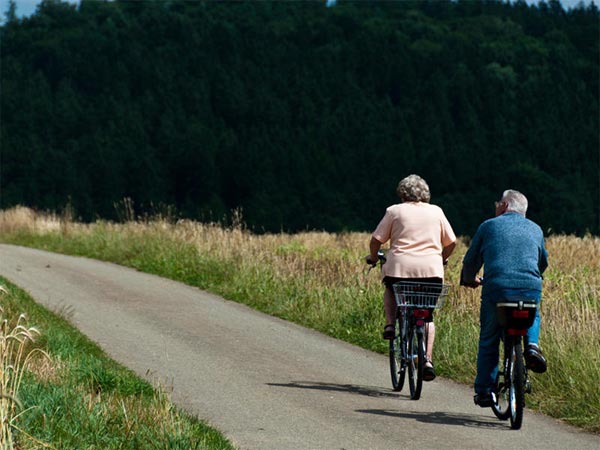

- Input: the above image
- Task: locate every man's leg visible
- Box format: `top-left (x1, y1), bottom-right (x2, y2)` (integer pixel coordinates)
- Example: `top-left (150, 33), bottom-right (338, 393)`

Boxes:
top-left (527, 307), bottom-right (540, 345)
top-left (475, 298), bottom-right (500, 395)
top-left (525, 307), bottom-right (547, 373)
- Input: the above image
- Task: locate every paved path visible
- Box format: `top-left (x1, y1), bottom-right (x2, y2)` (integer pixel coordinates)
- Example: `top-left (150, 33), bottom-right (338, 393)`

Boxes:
top-left (0, 244), bottom-right (597, 450)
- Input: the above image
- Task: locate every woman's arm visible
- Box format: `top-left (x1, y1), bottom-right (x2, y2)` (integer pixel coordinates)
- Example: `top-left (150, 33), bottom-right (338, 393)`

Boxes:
top-left (442, 241), bottom-right (456, 264)
top-left (367, 236), bottom-right (383, 264)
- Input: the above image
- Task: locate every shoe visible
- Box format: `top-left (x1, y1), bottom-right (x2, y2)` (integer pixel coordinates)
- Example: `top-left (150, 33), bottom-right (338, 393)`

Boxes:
top-left (525, 343), bottom-right (547, 373)
top-left (474, 392), bottom-right (496, 408)
top-left (382, 324), bottom-right (395, 340)
top-left (423, 360), bottom-right (436, 382)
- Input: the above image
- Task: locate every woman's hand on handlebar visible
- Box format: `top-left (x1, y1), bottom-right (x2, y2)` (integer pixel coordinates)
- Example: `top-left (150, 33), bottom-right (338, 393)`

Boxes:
top-left (365, 255), bottom-right (378, 266)
top-left (366, 250), bottom-right (386, 267)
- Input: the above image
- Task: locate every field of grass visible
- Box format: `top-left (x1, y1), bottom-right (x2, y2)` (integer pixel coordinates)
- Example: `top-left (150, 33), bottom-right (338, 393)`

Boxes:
top-left (0, 206), bottom-right (598, 436)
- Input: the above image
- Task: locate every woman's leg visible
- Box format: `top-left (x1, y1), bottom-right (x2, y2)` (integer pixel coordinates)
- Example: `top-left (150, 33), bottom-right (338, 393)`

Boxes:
top-left (425, 322), bottom-right (435, 362)
top-left (383, 286), bottom-right (396, 325)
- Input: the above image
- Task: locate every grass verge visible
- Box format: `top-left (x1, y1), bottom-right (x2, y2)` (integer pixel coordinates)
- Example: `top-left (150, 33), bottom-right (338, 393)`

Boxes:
top-left (0, 276), bottom-right (234, 450)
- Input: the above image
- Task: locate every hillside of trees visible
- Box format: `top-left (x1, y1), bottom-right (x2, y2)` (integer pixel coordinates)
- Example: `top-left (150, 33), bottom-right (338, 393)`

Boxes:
top-left (1, 0), bottom-right (598, 236)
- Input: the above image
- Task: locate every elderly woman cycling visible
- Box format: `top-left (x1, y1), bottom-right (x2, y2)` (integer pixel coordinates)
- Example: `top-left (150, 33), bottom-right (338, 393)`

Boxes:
top-left (366, 174), bottom-right (456, 381)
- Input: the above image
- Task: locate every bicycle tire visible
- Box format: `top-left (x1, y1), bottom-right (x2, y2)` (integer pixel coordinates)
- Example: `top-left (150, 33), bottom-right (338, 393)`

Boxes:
top-left (407, 325), bottom-right (424, 400)
top-left (509, 341), bottom-right (525, 430)
top-left (492, 339), bottom-right (511, 420)
top-left (389, 315), bottom-right (407, 392)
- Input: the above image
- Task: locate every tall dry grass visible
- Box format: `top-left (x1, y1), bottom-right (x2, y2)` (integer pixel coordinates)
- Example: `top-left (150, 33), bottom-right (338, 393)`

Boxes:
top-left (0, 288), bottom-right (49, 449)
top-left (0, 206), bottom-right (598, 431)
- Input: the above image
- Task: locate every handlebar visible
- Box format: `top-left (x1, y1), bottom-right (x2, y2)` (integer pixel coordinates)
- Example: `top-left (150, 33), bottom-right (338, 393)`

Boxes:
top-left (367, 250), bottom-right (387, 268)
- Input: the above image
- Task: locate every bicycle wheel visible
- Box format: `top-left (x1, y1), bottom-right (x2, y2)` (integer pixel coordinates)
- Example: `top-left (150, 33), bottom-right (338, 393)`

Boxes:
top-left (407, 325), bottom-right (424, 400)
top-left (508, 341), bottom-right (525, 430)
top-left (492, 341), bottom-right (511, 420)
top-left (389, 314), bottom-right (407, 392)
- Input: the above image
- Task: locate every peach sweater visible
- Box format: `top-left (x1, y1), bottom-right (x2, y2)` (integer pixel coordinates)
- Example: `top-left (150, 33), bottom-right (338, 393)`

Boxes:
top-left (372, 202), bottom-right (456, 279)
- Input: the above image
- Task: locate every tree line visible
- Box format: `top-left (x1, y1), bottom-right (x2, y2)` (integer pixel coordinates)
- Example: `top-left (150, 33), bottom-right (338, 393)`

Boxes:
top-left (1, 0), bottom-right (598, 236)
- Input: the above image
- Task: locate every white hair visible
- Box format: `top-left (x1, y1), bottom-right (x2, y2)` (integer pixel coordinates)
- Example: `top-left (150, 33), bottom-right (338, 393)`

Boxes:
top-left (501, 189), bottom-right (528, 216)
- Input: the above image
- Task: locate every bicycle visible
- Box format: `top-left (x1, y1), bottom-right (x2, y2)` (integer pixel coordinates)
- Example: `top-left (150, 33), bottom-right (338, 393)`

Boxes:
top-left (389, 280), bottom-right (450, 399)
top-left (489, 299), bottom-right (537, 429)
top-left (368, 251), bottom-right (450, 399)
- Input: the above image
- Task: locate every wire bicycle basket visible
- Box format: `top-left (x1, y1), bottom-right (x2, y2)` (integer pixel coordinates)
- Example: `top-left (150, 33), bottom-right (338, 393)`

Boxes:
top-left (392, 281), bottom-right (450, 309)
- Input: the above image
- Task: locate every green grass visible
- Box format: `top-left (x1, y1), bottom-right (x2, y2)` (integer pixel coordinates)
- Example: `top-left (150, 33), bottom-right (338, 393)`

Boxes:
top-left (0, 276), bottom-right (235, 450)
top-left (0, 215), bottom-right (598, 434)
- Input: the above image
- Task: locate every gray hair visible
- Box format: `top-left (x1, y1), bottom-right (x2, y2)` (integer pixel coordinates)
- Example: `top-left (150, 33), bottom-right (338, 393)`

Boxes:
top-left (396, 174), bottom-right (431, 203)
top-left (501, 189), bottom-right (528, 215)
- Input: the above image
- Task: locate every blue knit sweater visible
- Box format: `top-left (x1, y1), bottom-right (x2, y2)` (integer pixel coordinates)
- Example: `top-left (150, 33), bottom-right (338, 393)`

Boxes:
top-left (462, 212), bottom-right (548, 299)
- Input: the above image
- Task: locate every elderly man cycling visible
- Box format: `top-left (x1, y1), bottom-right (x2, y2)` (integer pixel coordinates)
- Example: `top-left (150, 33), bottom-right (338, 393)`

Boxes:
top-left (461, 189), bottom-right (548, 407)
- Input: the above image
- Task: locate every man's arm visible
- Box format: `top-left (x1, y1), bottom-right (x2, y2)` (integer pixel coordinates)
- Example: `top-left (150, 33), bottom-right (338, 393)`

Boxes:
top-left (460, 227), bottom-right (484, 287)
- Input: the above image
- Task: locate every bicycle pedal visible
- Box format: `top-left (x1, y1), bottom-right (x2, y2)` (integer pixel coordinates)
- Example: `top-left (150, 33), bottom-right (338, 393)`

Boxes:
top-left (525, 382), bottom-right (532, 394)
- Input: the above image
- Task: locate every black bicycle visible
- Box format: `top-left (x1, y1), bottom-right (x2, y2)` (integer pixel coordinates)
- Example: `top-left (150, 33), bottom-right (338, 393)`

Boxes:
top-left (389, 281), bottom-right (449, 399)
top-left (368, 252), bottom-right (449, 399)
top-left (490, 299), bottom-right (537, 429)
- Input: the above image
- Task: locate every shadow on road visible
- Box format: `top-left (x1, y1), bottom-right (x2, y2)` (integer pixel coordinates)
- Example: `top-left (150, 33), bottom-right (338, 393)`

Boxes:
top-left (268, 381), bottom-right (507, 429)
top-left (357, 408), bottom-right (508, 430)
top-left (267, 381), bottom-right (398, 399)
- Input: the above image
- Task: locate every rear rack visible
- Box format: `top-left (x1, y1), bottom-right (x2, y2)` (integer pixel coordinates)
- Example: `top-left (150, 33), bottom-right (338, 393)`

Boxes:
top-left (496, 300), bottom-right (537, 329)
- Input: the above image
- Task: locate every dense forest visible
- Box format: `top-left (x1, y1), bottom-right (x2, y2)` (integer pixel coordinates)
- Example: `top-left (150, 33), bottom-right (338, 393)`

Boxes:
top-left (1, 0), bottom-right (598, 236)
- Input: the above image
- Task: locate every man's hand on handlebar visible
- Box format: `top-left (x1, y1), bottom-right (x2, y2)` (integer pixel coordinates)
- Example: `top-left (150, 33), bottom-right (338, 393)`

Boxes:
top-left (460, 276), bottom-right (483, 288)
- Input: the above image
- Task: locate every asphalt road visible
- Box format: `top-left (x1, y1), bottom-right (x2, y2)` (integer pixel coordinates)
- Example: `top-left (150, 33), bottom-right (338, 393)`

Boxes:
top-left (0, 244), bottom-right (597, 450)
